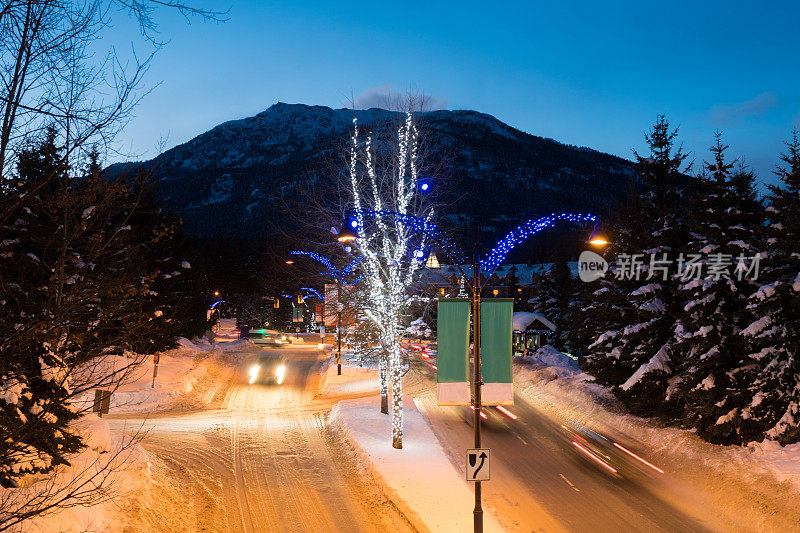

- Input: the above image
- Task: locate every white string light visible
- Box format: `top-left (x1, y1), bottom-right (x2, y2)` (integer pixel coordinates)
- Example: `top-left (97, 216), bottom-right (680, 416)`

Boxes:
top-left (347, 113), bottom-right (430, 448)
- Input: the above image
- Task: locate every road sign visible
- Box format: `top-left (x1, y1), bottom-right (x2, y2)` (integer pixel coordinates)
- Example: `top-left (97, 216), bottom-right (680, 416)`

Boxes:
top-left (466, 448), bottom-right (490, 481)
top-left (93, 389), bottom-right (111, 417)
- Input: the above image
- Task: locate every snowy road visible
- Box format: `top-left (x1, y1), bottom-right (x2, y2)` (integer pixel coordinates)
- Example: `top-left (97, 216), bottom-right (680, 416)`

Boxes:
top-left (109, 345), bottom-right (415, 533)
top-left (411, 362), bottom-right (744, 533)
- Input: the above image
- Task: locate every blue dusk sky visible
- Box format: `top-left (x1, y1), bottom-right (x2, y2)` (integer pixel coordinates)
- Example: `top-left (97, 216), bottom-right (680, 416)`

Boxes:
top-left (109, 1), bottom-right (800, 189)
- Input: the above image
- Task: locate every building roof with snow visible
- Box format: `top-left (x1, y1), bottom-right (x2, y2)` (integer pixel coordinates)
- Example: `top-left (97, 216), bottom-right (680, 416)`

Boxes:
top-left (513, 312), bottom-right (556, 332)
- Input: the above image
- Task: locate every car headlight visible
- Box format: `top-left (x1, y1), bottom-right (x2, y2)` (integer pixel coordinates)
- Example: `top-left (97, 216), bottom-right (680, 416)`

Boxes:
top-left (248, 364), bottom-right (260, 384)
top-left (275, 364), bottom-right (286, 384)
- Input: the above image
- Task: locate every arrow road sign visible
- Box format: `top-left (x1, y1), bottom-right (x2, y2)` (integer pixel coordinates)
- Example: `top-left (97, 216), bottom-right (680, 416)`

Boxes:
top-left (466, 448), bottom-right (490, 481)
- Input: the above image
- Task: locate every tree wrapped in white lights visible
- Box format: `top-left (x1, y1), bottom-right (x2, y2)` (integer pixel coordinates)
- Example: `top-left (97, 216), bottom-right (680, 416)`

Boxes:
top-left (346, 113), bottom-right (432, 449)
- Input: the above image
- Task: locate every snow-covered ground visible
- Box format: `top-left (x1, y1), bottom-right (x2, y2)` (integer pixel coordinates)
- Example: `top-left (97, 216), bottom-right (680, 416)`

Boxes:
top-left (0, 414), bottom-right (150, 532)
top-left (319, 360), bottom-right (379, 396)
top-left (73, 337), bottom-right (243, 414)
top-left (2, 336), bottom-right (251, 532)
top-left (331, 395), bottom-right (504, 533)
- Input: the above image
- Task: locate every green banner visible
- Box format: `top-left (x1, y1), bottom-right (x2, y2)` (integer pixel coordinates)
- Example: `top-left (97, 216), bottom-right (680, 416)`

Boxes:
top-left (480, 298), bottom-right (514, 405)
top-left (437, 298), bottom-right (471, 405)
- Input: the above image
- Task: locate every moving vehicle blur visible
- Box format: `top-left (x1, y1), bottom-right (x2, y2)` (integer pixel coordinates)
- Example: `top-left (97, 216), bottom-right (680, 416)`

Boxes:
top-left (248, 328), bottom-right (292, 346)
top-left (247, 352), bottom-right (287, 385)
top-left (559, 422), bottom-right (664, 478)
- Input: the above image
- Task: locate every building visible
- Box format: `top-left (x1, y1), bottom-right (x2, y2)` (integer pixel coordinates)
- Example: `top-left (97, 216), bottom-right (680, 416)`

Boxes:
top-left (512, 312), bottom-right (556, 355)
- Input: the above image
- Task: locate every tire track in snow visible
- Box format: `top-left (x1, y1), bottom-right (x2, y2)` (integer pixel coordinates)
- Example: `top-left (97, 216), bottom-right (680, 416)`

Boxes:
top-left (116, 347), bottom-right (417, 533)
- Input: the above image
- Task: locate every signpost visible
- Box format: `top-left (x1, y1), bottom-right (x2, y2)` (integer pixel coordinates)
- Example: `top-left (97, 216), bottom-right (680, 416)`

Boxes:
top-left (152, 353), bottom-right (160, 388)
top-left (466, 449), bottom-right (490, 481)
top-left (93, 389), bottom-right (111, 417)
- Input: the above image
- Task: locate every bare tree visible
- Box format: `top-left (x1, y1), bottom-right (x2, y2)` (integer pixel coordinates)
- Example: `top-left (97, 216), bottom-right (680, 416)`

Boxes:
top-left (0, 0), bottom-right (227, 188)
top-left (346, 108), bottom-right (434, 449)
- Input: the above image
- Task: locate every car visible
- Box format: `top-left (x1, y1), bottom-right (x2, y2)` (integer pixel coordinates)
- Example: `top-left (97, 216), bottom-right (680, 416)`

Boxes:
top-left (247, 353), bottom-right (287, 385)
top-left (560, 422), bottom-right (665, 478)
top-left (248, 328), bottom-right (292, 346)
top-left (459, 403), bottom-right (519, 430)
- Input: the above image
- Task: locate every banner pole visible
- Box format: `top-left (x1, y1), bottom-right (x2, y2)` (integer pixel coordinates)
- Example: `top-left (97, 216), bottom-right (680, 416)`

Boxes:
top-left (473, 258), bottom-right (483, 533)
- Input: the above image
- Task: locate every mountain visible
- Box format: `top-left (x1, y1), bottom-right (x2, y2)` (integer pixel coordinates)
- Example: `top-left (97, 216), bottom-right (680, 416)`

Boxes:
top-left (108, 103), bottom-right (636, 250)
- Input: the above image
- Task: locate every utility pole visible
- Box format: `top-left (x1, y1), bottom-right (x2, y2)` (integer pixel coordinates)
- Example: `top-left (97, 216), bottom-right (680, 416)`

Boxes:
top-left (337, 278), bottom-right (342, 375)
top-left (472, 258), bottom-right (483, 533)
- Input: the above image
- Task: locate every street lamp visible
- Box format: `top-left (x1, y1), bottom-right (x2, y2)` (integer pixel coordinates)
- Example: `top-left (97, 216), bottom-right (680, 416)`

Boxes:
top-left (337, 226), bottom-right (357, 242)
top-left (587, 224), bottom-right (610, 247)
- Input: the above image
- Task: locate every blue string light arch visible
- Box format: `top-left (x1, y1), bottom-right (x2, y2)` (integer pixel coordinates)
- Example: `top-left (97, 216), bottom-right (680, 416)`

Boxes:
top-left (480, 213), bottom-right (597, 270)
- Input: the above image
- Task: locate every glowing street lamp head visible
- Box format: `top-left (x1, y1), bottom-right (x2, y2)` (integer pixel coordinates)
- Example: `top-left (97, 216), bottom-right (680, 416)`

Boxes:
top-left (338, 217), bottom-right (359, 242)
top-left (285, 260), bottom-right (294, 265)
top-left (587, 224), bottom-right (610, 248)
top-left (337, 226), bottom-right (357, 242)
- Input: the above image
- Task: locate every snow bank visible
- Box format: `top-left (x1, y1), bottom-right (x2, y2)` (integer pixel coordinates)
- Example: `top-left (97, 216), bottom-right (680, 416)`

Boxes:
top-left (746, 440), bottom-right (800, 490)
top-left (319, 362), bottom-right (379, 396)
top-left (1, 417), bottom-right (151, 533)
top-left (70, 413), bottom-right (113, 453)
top-left (74, 341), bottom-right (238, 414)
top-left (331, 397), bottom-right (504, 532)
top-left (516, 344), bottom-right (578, 370)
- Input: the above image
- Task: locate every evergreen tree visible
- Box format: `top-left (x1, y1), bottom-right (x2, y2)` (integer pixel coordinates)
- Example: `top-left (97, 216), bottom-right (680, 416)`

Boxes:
top-left (738, 130), bottom-right (800, 444)
top-left (584, 116), bottom-right (689, 418)
top-left (669, 133), bottom-right (764, 443)
top-left (0, 129), bottom-right (209, 484)
top-left (0, 128), bottom-right (84, 484)
top-left (532, 254), bottom-right (576, 351)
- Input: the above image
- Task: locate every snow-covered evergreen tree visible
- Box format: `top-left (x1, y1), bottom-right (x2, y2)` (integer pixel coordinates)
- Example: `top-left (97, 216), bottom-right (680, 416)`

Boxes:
top-left (668, 134), bottom-right (764, 443)
top-left (532, 255), bottom-right (576, 351)
top-left (0, 129), bottom-right (209, 484)
top-left (0, 130), bottom-right (84, 484)
top-left (737, 130), bottom-right (800, 444)
top-left (583, 116), bottom-right (689, 417)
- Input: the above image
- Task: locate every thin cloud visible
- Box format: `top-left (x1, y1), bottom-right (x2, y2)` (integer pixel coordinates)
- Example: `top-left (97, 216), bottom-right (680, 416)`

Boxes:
top-left (353, 85), bottom-right (448, 111)
top-left (708, 92), bottom-right (780, 125)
